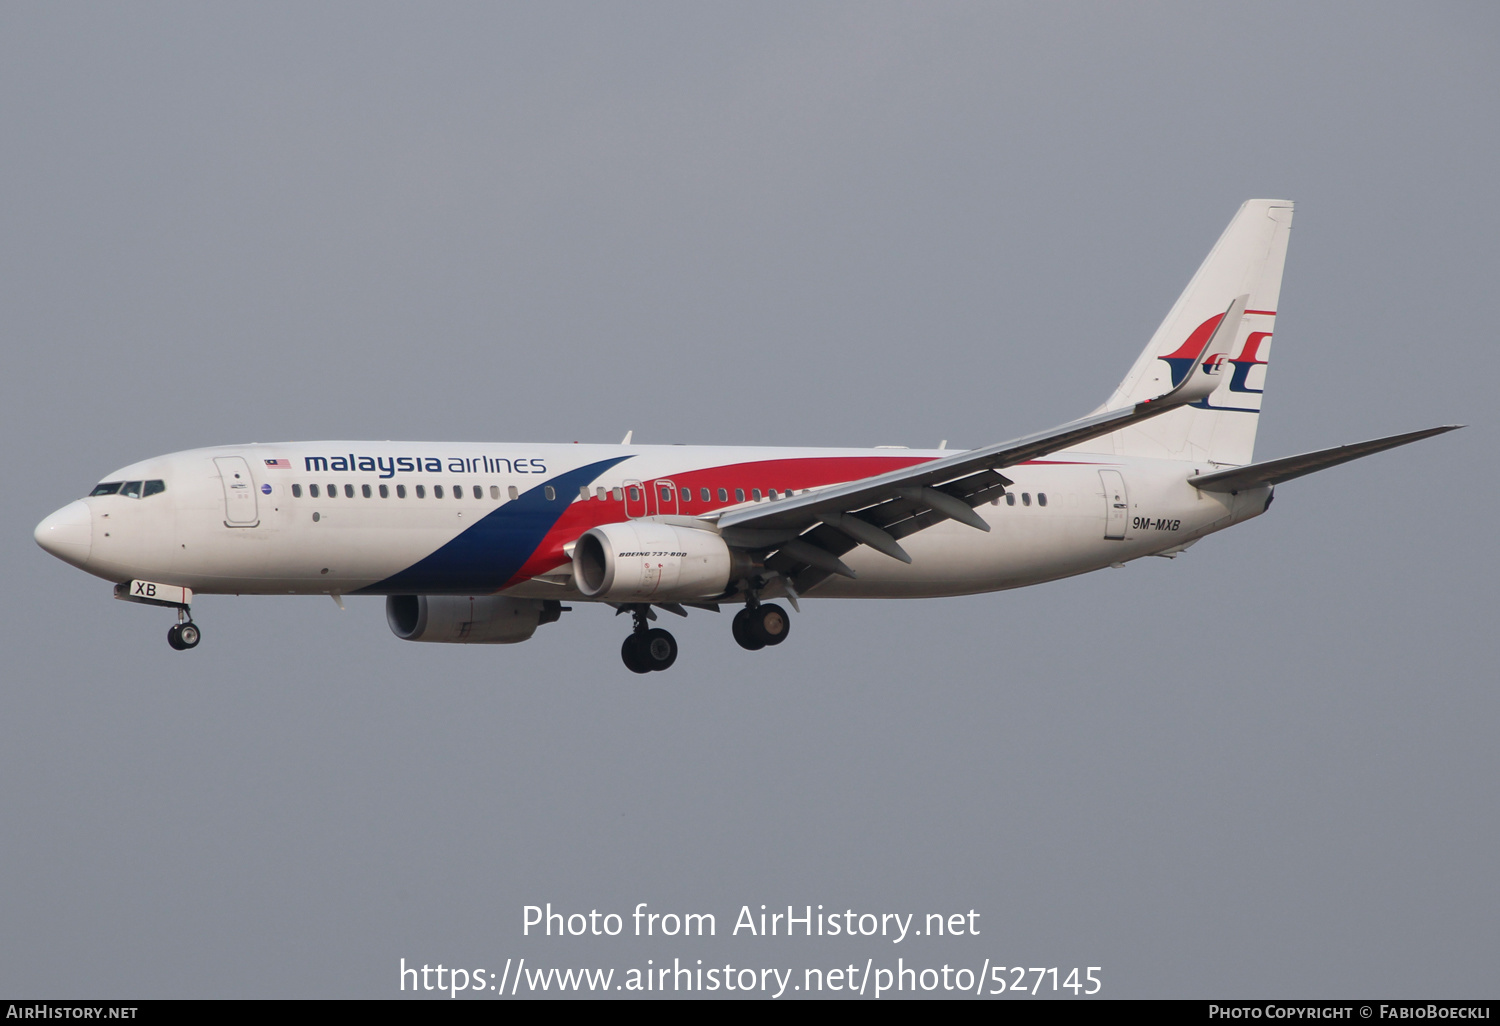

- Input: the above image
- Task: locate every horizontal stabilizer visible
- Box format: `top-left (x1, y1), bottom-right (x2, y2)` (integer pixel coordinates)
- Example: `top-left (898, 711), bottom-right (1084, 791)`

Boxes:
top-left (1188, 426), bottom-right (1463, 492)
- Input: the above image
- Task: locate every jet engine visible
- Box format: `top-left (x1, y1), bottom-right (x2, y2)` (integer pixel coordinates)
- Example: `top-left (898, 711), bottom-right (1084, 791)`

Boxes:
top-left (571, 521), bottom-right (741, 602)
top-left (385, 594), bottom-right (562, 644)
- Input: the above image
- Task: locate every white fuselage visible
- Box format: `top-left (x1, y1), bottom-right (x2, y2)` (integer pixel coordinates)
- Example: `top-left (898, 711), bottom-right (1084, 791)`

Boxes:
top-left (38, 441), bottom-right (1271, 602)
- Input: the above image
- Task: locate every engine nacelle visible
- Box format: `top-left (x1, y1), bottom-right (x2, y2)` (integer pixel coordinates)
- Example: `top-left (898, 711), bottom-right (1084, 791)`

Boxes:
top-left (385, 595), bottom-right (562, 644)
top-left (572, 521), bottom-right (736, 602)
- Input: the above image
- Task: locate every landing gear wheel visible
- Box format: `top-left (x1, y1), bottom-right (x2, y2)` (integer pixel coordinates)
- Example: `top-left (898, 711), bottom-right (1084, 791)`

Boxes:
top-left (748, 603), bottom-right (790, 647)
top-left (167, 622), bottom-right (201, 650)
top-left (622, 629), bottom-right (677, 672)
top-left (639, 628), bottom-right (678, 671)
top-left (621, 634), bottom-right (651, 674)
top-left (732, 608), bottom-right (765, 651)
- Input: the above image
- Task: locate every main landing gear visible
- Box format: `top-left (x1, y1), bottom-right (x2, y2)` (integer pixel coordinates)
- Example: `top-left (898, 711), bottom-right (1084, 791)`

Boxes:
top-left (732, 602), bottom-right (791, 651)
top-left (620, 605), bottom-right (677, 673)
top-left (616, 597), bottom-right (792, 672)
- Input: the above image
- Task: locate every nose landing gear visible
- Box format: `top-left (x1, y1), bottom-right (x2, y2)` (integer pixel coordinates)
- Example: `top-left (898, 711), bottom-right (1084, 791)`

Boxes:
top-left (165, 604), bottom-right (201, 650)
top-left (114, 580), bottom-right (201, 651)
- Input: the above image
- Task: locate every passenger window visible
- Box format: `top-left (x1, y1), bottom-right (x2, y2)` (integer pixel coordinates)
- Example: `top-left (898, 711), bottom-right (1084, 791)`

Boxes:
top-left (121, 481), bottom-right (143, 498)
top-left (1022, 492), bottom-right (1031, 506)
top-left (701, 488), bottom-right (711, 502)
top-left (327, 483), bottom-right (336, 497)
top-left (292, 484), bottom-right (303, 498)
top-left (362, 484), bottom-right (372, 498)
top-left (718, 488), bottom-right (728, 502)
top-left (473, 485), bottom-right (482, 500)
top-left (545, 486), bottom-right (557, 501)
top-left (660, 486), bottom-right (671, 502)
top-left (752, 489), bottom-right (762, 501)
top-left (416, 485), bottom-right (426, 498)
top-left (580, 486), bottom-right (591, 500)
top-left (508, 485), bottom-right (519, 500)
top-left (629, 487), bottom-right (640, 502)
top-left (434, 485), bottom-right (444, 499)
top-left (1006, 493), bottom-right (1015, 506)
top-left (1038, 492), bottom-right (1047, 506)
top-left (678, 487), bottom-right (688, 503)
top-left (735, 488), bottom-right (745, 502)
top-left (597, 487), bottom-right (607, 500)
top-left (379, 484), bottom-right (389, 498)
top-left (143, 480), bottom-right (166, 497)
top-left (492, 486), bottom-right (501, 500)
top-left (612, 487), bottom-right (623, 501)
top-left (454, 483), bottom-right (464, 499)
top-left (396, 484), bottom-right (406, 498)
top-left (89, 482), bottom-right (122, 496)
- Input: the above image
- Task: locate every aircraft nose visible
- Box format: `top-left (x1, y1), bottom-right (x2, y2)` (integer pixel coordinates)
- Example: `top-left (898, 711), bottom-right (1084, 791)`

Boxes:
top-left (34, 500), bottom-right (92, 568)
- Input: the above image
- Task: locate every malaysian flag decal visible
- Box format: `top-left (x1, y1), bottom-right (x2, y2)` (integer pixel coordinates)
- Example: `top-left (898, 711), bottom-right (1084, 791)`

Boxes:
top-left (264, 459), bottom-right (291, 469)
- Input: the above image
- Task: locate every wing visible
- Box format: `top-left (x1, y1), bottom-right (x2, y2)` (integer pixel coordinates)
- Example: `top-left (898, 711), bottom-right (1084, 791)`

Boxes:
top-left (711, 298), bottom-right (1248, 593)
top-left (1186, 425), bottom-right (1463, 493)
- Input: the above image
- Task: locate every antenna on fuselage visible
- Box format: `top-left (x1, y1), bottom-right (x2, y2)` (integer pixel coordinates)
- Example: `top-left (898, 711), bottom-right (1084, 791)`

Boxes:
top-left (621, 430), bottom-right (633, 445)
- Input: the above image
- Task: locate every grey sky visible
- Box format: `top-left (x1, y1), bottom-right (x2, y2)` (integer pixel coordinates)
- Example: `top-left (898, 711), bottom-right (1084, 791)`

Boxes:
top-left (2, 2), bottom-right (1495, 998)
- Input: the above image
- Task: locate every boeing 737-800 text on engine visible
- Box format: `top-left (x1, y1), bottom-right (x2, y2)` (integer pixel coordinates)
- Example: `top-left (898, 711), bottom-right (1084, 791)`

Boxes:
top-left (34, 200), bottom-right (1458, 672)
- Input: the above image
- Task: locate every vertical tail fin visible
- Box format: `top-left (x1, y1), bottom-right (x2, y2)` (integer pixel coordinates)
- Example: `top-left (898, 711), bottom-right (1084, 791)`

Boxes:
top-left (1094, 199), bottom-right (1293, 466)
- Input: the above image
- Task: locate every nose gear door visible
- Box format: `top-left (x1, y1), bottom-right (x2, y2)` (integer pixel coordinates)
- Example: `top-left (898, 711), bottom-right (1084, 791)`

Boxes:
top-left (214, 456), bottom-right (260, 527)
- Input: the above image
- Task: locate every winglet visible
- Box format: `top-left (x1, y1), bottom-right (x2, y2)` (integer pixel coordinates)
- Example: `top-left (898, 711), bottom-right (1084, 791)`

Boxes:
top-left (1142, 294), bottom-right (1248, 408)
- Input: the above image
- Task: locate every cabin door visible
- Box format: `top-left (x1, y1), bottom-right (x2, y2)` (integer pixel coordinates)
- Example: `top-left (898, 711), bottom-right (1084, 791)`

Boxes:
top-left (1099, 469), bottom-right (1128, 540)
top-left (214, 456), bottom-right (260, 527)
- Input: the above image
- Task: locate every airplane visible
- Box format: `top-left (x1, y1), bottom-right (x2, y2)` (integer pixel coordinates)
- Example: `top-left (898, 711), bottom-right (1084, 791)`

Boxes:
top-left (34, 199), bottom-right (1459, 673)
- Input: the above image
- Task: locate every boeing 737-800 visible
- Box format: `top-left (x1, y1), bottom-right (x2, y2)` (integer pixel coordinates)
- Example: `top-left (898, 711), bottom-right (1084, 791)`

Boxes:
top-left (34, 200), bottom-right (1458, 672)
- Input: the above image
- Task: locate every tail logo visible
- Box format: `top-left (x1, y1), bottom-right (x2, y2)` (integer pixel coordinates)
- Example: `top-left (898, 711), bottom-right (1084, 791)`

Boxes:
top-left (1157, 315), bottom-right (1271, 412)
top-left (1227, 331), bottom-right (1271, 396)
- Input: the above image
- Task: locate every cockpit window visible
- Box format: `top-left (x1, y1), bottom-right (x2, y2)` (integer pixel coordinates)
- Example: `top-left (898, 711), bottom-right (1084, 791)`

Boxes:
top-left (94, 479), bottom-right (164, 498)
